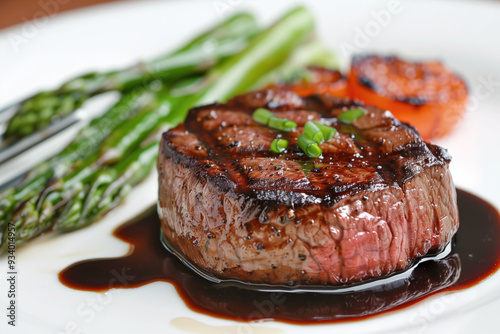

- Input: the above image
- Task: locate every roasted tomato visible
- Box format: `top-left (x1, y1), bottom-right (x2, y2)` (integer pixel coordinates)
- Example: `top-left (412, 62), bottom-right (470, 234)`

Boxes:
top-left (272, 66), bottom-right (348, 98)
top-left (347, 55), bottom-right (468, 140)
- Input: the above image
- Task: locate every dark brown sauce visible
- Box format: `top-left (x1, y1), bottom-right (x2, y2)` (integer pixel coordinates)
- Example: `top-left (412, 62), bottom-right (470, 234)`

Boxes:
top-left (59, 189), bottom-right (500, 324)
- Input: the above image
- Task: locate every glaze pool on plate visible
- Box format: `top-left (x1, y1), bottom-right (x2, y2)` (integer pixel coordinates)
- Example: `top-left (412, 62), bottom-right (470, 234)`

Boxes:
top-left (1, 0), bottom-right (500, 333)
top-left (59, 189), bottom-right (500, 324)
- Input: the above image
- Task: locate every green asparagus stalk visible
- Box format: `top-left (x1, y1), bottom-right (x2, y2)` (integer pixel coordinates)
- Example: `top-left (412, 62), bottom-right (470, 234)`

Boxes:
top-left (2, 153), bottom-right (99, 246)
top-left (4, 13), bottom-right (259, 139)
top-left (1, 88), bottom-right (172, 245)
top-left (8, 196), bottom-right (41, 244)
top-left (1, 79), bottom-right (186, 246)
top-left (250, 39), bottom-right (339, 89)
top-left (57, 140), bottom-right (159, 231)
top-left (38, 88), bottom-right (156, 180)
top-left (96, 77), bottom-right (202, 165)
top-left (1, 6), bottom-right (320, 249)
top-left (54, 186), bottom-right (86, 232)
top-left (22, 80), bottom-right (185, 238)
top-left (0, 88), bottom-right (155, 233)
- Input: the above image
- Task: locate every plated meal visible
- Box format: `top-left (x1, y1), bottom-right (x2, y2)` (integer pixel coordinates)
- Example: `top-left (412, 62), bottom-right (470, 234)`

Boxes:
top-left (1, 2), bottom-right (500, 332)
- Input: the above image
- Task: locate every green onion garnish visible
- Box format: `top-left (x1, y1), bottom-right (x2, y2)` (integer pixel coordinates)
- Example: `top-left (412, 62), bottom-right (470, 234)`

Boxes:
top-left (253, 108), bottom-right (274, 125)
top-left (304, 121), bottom-right (324, 144)
top-left (312, 121), bottom-right (337, 141)
top-left (270, 139), bottom-right (289, 154)
top-left (297, 134), bottom-right (322, 158)
top-left (338, 108), bottom-right (365, 124)
top-left (268, 117), bottom-right (297, 131)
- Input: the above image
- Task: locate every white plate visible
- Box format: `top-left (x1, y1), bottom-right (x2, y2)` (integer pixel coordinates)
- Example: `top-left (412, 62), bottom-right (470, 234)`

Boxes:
top-left (1, 0), bottom-right (500, 333)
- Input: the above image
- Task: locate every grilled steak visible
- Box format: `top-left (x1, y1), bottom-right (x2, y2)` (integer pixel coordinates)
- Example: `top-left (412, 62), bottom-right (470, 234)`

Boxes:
top-left (157, 89), bottom-right (459, 286)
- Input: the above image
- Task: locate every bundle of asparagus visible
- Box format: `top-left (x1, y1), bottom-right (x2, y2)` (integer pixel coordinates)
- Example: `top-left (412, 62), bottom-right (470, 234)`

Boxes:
top-left (0, 7), bottom-right (335, 250)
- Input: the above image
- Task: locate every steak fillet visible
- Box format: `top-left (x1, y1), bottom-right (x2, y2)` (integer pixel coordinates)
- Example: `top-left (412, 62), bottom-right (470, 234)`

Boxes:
top-left (157, 89), bottom-right (459, 286)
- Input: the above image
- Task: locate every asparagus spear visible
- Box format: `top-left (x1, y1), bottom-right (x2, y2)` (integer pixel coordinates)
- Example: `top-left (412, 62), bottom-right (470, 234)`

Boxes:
top-left (1, 79), bottom-right (185, 246)
top-left (1, 6), bottom-right (318, 248)
top-left (250, 39), bottom-right (339, 89)
top-left (0, 88), bottom-right (170, 246)
top-left (56, 140), bottom-right (159, 231)
top-left (5, 154), bottom-right (100, 246)
top-left (96, 77), bottom-right (201, 165)
top-left (4, 13), bottom-right (259, 139)
top-left (0, 88), bottom-right (155, 233)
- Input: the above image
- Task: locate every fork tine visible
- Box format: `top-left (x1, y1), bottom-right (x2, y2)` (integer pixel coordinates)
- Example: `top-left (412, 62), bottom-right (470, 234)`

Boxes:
top-left (0, 112), bottom-right (79, 165)
top-left (0, 102), bottom-right (20, 134)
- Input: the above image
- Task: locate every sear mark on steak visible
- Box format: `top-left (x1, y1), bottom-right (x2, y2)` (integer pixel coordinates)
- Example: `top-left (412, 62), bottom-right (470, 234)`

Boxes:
top-left (158, 88), bottom-right (459, 286)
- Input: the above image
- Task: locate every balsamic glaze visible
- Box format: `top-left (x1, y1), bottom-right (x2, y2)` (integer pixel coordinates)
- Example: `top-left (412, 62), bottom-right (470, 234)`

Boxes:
top-left (59, 189), bottom-right (500, 324)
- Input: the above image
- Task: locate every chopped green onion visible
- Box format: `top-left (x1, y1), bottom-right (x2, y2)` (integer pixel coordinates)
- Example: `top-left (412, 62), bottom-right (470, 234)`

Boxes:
top-left (297, 134), bottom-right (322, 158)
top-left (253, 108), bottom-right (297, 131)
top-left (304, 121), bottom-right (324, 144)
top-left (270, 138), bottom-right (289, 153)
top-left (268, 117), bottom-right (297, 131)
top-left (283, 120), bottom-right (297, 131)
top-left (338, 108), bottom-right (365, 124)
top-left (312, 121), bottom-right (337, 141)
top-left (253, 108), bottom-right (274, 125)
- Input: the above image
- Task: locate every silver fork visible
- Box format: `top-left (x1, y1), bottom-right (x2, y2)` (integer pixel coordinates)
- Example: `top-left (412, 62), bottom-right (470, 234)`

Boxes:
top-left (0, 92), bottom-right (118, 186)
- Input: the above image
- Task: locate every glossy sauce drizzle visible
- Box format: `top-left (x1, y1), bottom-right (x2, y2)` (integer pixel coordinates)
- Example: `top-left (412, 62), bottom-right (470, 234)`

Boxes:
top-left (59, 189), bottom-right (500, 324)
